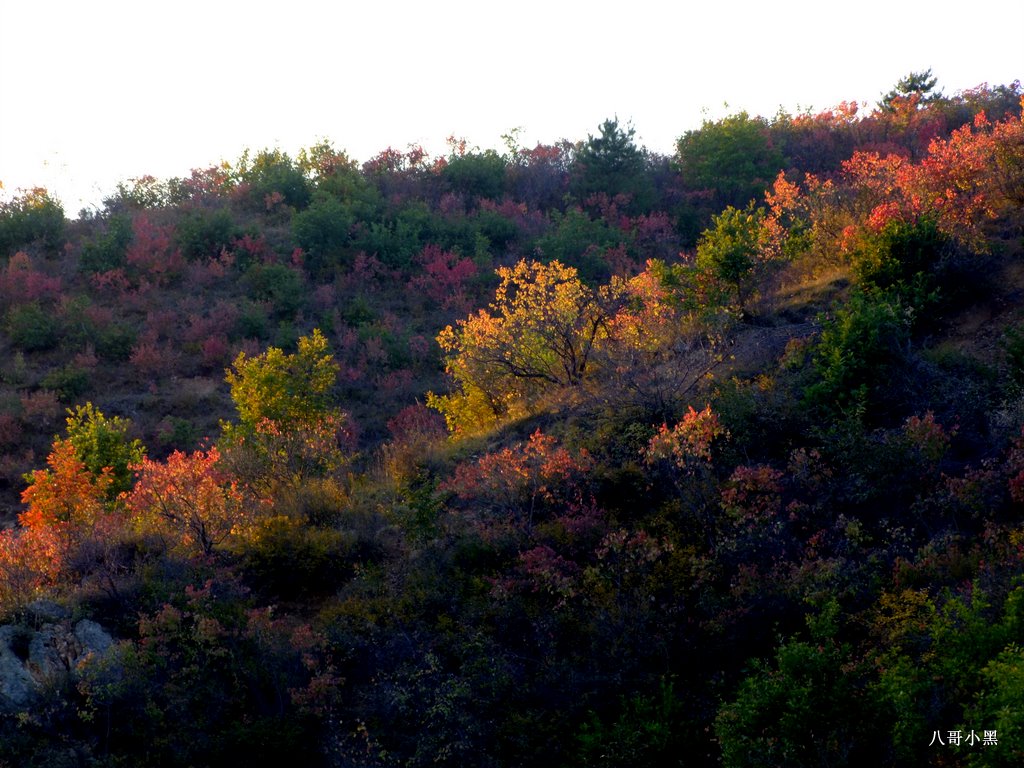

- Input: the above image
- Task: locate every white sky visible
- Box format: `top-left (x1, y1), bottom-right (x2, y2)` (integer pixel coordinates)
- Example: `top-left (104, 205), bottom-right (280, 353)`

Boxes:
top-left (1, 0), bottom-right (1021, 215)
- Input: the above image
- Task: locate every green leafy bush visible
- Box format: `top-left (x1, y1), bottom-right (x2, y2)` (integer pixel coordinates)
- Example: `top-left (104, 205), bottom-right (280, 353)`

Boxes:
top-left (174, 207), bottom-right (238, 261)
top-left (804, 288), bottom-right (912, 418)
top-left (40, 364), bottom-right (90, 402)
top-left (442, 148), bottom-right (507, 201)
top-left (0, 188), bottom-right (65, 256)
top-left (6, 302), bottom-right (59, 351)
top-left (79, 214), bottom-right (132, 273)
top-left (235, 147), bottom-right (311, 210)
top-left (241, 263), bottom-right (305, 319)
top-left (240, 514), bottom-right (357, 599)
top-left (291, 192), bottom-right (354, 276)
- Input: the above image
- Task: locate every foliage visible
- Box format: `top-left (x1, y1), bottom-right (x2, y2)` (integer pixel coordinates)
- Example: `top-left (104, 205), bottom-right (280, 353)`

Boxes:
top-left (716, 605), bottom-right (874, 767)
top-left (174, 207), bottom-right (238, 261)
top-left (74, 579), bottom-right (332, 767)
top-left (40, 363), bottom-right (90, 402)
top-left (241, 262), bottom-right (305, 319)
top-left (431, 260), bottom-right (608, 433)
top-left (11, 439), bottom-right (117, 593)
top-left (535, 207), bottom-right (623, 284)
top-left (5, 301), bottom-right (59, 351)
top-left (644, 405), bottom-right (725, 474)
top-left (222, 329), bottom-right (346, 487)
top-left (63, 402), bottom-right (146, 498)
top-left (443, 428), bottom-right (592, 536)
top-left (226, 328), bottom-right (338, 429)
top-left (291, 191), bottom-right (354, 276)
top-left (441, 146), bottom-right (508, 201)
top-left (804, 288), bottom-right (913, 419)
top-left (79, 214), bottom-right (132, 273)
top-left (879, 68), bottom-right (943, 112)
top-left (3, 78), bottom-right (1024, 768)
top-left (676, 112), bottom-right (784, 210)
top-left (571, 117), bottom-right (654, 212)
top-left (124, 446), bottom-right (249, 556)
top-left (696, 203), bottom-right (779, 312)
top-left (233, 147), bottom-right (312, 211)
top-left (0, 187), bottom-right (65, 256)
top-left (576, 678), bottom-right (687, 767)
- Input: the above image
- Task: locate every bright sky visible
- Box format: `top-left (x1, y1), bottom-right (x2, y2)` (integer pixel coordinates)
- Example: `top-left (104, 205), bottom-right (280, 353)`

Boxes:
top-left (1, 0), bottom-right (1021, 215)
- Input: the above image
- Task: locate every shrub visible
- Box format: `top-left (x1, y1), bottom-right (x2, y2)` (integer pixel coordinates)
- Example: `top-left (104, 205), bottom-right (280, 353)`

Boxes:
top-left (291, 192), bottom-right (354, 276)
top-left (804, 288), bottom-right (912, 419)
top-left (0, 187), bottom-right (65, 256)
top-left (442, 148), bottom-right (507, 201)
top-left (241, 263), bottom-right (305, 319)
top-left (95, 322), bottom-right (138, 361)
top-left (235, 148), bottom-right (311, 210)
top-left (40, 365), bottom-right (90, 402)
top-left (6, 302), bottom-right (59, 351)
top-left (79, 214), bottom-right (132, 273)
top-left (174, 207), bottom-right (238, 261)
top-left (240, 515), bottom-right (356, 599)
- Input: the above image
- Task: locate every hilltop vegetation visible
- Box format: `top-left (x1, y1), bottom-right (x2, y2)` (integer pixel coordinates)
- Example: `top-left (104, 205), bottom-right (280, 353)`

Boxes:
top-left (1, 74), bottom-right (1023, 767)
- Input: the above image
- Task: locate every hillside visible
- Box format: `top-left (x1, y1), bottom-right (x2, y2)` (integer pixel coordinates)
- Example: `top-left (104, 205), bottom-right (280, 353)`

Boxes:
top-left (0, 76), bottom-right (1023, 767)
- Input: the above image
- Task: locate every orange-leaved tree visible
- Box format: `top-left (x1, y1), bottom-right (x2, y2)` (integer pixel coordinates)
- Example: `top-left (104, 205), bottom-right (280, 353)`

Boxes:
top-left (13, 439), bottom-right (116, 588)
top-left (442, 429), bottom-right (592, 536)
top-left (123, 446), bottom-right (249, 557)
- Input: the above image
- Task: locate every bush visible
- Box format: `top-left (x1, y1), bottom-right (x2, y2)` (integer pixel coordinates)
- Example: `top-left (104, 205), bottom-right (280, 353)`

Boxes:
top-left (96, 322), bottom-right (138, 361)
top-left (442, 149), bottom-right (507, 201)
top-left (240, 515), bottom-right (357, 599)
top-left (241, 263), bottom-right (305, 319)
top-left (535, 208), bottom-right (621, 284)
top-left (804, 288), bottom-right (912, 419)
top-left (6, 302), bottom-right (59, 351)
top-left (852, 218), bottom-right (946, 327)
top-left (40, 365), bottom-right (90, 402)
top-left (715, 604), bottom-right (876, 767)
top-left (174, 207), bottom-right (238, 260)
top-left (79, 214), bottom-right (132, 273)
top-left (236, 148), bottom-right (311, 211)
top-left (291, 192), bottom-right (354, 276)
top-left (0, 188), bottom-right (65, 256)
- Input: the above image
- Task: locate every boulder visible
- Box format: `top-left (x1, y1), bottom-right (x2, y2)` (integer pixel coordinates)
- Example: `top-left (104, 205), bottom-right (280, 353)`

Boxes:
top-left (25, 599), bottom-right (71, 624)
top-left (0, 625), bottom-right (37, 709)
top-left (0, 618), bottom-right (117, 711)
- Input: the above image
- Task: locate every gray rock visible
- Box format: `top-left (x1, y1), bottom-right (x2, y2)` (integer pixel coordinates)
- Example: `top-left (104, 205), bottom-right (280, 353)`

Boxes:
top-left (25, 599), bottom-right (70, 624)
top-left (74, 619), bottom-right (113, 658)
top-left (0, 617), bottom-right (117, 710)
top-left (0, 625), bottom-right (37, 709)
top-left (27, 623), bottom-right (71, 682)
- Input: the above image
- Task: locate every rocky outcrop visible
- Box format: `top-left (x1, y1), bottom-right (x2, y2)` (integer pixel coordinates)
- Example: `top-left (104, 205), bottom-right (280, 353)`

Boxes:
top-left (0, 615), bottom-right (115, 711)
top-left (0, 625), bottom-right (36, 709)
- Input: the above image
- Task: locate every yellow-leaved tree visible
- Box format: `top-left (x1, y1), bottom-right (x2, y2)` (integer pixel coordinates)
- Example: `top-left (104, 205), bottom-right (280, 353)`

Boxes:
top-left (221, 329), bottom-right (347, 491)
top-left (428, 260), bottom-right (612, 435)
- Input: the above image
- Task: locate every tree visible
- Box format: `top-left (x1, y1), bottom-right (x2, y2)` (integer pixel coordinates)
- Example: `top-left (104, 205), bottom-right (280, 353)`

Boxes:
top-left (19, 439), bottom-right (116, 582)
top-left (226, 328), bottom-right (338, 429)
top-left (222, 329), bottom-right (346, 487)
top-left (442, 429), bottom-right (592, 535)
top-left (232, 147), bottom-right (312, 211)
top-left (879, 68), bottom-right (943, 112)
top-left (63, 402), bottom-right (146, 498)
top-left (430, 260), bottom-right (610, 434)
top-left (0, 187), bottom-right (65, 257)
top-left (696, 203), bottom-right (776, 313)
top-left (291, 192), bottom-right (355, 277)
top-left (571, 117), bottom-right (653, 212)
top-left (123, 447), bottom-right (247, 556)
top-left (675, 112), bottom-right (784, 211)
